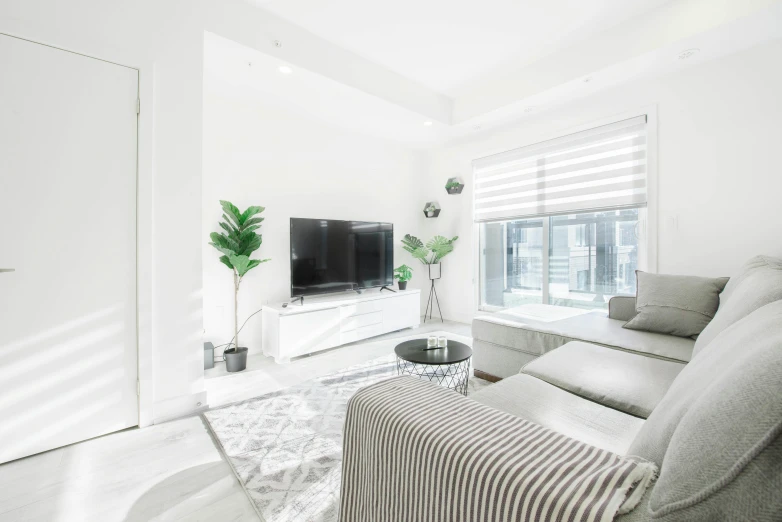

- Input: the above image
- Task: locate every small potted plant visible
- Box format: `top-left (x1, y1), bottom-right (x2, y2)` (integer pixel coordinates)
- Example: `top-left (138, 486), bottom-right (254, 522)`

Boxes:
top-left (425, 204), bottom-right (436, 217)
top-left (209, 200), bottom-right (270, 372)
top-left (394, 264), bottom-right (413, 290)
top-left (445, 177), bottom-right (465, 194)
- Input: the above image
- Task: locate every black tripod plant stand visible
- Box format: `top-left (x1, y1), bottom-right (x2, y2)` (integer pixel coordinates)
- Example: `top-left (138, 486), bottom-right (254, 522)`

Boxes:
top-left (423, 263), bottom-right (443, 323)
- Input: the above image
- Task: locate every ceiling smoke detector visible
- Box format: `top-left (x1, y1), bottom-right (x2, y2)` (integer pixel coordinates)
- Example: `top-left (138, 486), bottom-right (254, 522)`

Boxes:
top-left (583, 76), bottom-right (593, 83)
top-left (678, 48), bottom-right (700, 60)
top-left (278, 65), bottom-right (293, 74)
top-left (423, 121), bottom-right (433, 127)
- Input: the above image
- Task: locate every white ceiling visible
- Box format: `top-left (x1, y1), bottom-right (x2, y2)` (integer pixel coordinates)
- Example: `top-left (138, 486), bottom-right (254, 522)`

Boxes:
top-left (204, 32), bottom-right (451, 147)
top-left (217, 0), bottom-right (782, 144)
top-left (248, 0), bottom-right (672, 95)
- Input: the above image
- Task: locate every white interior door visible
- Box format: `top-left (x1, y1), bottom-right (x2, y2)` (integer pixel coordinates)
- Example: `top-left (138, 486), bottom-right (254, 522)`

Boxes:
top-left (0, 34), bottom-right (138, 464)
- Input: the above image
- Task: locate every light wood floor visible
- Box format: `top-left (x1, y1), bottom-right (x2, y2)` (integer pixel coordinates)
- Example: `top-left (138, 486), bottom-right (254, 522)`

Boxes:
top-left (0, 320), bottom-right (471, 522)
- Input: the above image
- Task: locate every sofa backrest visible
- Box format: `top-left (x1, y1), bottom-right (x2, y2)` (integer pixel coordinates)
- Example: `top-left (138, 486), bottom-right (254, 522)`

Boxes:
top-left (692, 255), bottom-right (782, 357)
top-left (628, 300), bottom-right (782, 520)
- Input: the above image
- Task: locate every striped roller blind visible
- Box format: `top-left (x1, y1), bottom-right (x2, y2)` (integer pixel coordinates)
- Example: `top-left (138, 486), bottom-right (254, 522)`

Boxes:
top-left (473, 115), bottom-right (647, 222)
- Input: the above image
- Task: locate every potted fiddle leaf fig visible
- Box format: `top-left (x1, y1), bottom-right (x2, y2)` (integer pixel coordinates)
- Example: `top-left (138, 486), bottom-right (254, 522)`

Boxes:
top-left (209, 200), bottom-right (270, 372)
top-left (394, 264), bottom-right (413, 290)
top-left (401, 234), bottom-right (458, 279)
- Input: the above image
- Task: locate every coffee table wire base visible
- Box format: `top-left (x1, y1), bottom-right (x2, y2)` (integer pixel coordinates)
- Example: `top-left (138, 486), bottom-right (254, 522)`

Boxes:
top-left (396, 357), bottom-right (471, 396)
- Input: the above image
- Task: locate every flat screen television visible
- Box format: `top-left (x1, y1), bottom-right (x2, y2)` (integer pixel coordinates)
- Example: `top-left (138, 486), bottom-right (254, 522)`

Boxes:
top-left (290, 218), bottom-right (394, 298)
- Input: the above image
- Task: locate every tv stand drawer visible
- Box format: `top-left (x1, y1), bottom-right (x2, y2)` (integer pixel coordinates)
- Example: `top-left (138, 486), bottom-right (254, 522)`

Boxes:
top-left (340, 300), bottom-right (382, 318)
top-left (341, 310), bottom-right (382, 332)
top-left (340, 323), bottom-right (383, 345)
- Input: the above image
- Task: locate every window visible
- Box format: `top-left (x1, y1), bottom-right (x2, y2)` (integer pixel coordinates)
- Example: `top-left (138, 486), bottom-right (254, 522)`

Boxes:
top-left (474, 115), bottom-right (650, 311)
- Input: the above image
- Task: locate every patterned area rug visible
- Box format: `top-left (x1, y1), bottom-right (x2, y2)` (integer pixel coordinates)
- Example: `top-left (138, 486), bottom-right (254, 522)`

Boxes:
top-left (203, 336), bottom-right (490, 522)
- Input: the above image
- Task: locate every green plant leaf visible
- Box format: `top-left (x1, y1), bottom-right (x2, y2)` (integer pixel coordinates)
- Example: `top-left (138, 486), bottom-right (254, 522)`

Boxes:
top-left (239, 224), bottom-right (261, 238)
top-left (427, 235), bottom-right (458, 263)
top-left (219, 255), bottom-right (233, 270)
top-left (220, 200), bottom-right (242, 226)
top-left (242, 217), bottom-right (264, 228)
top-left (228, 254), bottom-right (251, 276)
top-left (239, 235), bottom-right (262, 256)
top-left (402, 234), bottom-right (423, 250)
top-left (219, 221), bottom-right (240, 237)
top-left (210, 243), bottom-right (236, 257)
top-left (240, 206), bottom-right (265, 224)
top-left (402, 234), bottom-right (430, 264)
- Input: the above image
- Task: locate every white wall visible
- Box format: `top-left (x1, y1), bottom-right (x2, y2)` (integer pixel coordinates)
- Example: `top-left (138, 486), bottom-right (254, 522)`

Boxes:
top-left (202, 76), bottom-right (427, 355)
top-left (423, 38), bottom-right (782, 324)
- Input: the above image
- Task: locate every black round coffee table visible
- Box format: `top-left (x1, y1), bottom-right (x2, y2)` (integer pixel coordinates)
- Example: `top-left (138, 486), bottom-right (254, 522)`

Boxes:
top-left (394, 339), bottom-right (472, 395)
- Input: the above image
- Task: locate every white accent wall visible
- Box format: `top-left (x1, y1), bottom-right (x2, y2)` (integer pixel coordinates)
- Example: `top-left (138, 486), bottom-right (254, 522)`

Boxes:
top-left (202, 71), bottom-right (427, 355)
top-left (421, 38), bottom-right (782, 324)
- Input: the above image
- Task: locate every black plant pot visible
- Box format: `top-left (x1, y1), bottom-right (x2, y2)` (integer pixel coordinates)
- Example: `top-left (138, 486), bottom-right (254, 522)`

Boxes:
top-left (446, 184), bottom-right (465, 194)
top-left (224, 347), bottom-right (248, 372)
top-left (398, 281), bottom-right (408, 290)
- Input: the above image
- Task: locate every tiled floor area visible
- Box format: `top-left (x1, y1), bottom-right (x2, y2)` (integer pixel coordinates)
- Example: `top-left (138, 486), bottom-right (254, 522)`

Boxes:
top-left (0, 320), bottom-right (471, 522)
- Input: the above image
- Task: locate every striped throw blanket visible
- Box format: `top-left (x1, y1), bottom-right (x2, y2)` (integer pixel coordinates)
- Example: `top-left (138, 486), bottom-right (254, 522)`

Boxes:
top-left (339, 377), bottom-right (656, 522)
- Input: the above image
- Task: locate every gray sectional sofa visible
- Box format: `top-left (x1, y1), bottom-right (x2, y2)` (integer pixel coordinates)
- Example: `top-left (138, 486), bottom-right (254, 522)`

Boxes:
top-left (468, 255), bottom-right (782, 520)
top-left (472, 298), bottom-right (694, 381)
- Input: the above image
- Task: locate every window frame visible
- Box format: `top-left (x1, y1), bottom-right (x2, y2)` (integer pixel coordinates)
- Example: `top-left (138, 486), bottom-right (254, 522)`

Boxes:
top-left (472, 107), bottom-right (658, 316)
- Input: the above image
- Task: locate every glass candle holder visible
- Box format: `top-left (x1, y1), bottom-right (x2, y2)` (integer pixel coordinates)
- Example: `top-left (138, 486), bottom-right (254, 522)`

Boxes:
top-left (437, 336), bottom-right (447, 348)
top-left (427, 336), bottom-right (437, 349)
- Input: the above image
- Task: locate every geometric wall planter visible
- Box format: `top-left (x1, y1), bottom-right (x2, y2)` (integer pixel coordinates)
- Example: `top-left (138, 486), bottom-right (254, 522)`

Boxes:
top-left (445, 176), bottom-right (464, 194)
top-left (423, 201), bottom-right (441, 218)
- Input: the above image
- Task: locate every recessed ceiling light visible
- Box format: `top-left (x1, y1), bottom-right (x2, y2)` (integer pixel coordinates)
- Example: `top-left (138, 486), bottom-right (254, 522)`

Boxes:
top-left (278, 65), bottom-right (293, 74)
top-left (423, 121), bottom-right (433, 127)
top-left (524, 106), bottom-right (535, 113)
top-left (472, 125), bottom-right (482, 131)
top-left (678, 48), bottom-right (700, 60)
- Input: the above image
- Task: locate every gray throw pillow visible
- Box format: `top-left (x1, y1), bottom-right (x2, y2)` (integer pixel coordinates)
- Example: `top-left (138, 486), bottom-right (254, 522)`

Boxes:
top-left (623, 271), bottom-right (729, 339)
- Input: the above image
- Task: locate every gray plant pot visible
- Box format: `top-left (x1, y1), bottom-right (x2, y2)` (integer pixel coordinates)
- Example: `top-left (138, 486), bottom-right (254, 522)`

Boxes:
top-left (398, 280), bottom-right (408, 290)
top-left (224, 347), bottom-right (248, 372)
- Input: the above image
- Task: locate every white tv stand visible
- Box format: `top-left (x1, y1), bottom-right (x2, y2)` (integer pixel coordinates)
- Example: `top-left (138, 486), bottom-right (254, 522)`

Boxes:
top-left (262, 289), bottom-right (421, 363)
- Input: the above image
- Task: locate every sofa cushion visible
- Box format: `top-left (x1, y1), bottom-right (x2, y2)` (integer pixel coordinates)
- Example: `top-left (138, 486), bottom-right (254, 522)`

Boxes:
top-left (472, 304), bottom-right (591, 356)
top-left (471, 339), bottom-right (538, 379)
top-left (628, 300), bottom-right (782, 521)
top-left (608, 295), bottom-right (638, 321)
top-left (623, 272), bottom-right (729, 339)
top-left (522, 341), bottom-right (685, 418)
top-left (473, 304), bottom-right (694, 362)
top-left (693, 255), bottom-right (782, 357)
top-left (469, 373), bottom-right (645, 455)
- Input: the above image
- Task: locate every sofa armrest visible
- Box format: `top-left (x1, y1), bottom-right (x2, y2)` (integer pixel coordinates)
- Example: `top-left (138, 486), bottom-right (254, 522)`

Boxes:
top-left (609, 296), bottom-right (637, 321)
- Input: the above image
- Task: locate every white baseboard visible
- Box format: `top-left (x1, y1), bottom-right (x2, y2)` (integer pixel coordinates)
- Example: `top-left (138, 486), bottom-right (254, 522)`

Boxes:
top-left (152, 391), bottom-right (209, 424)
